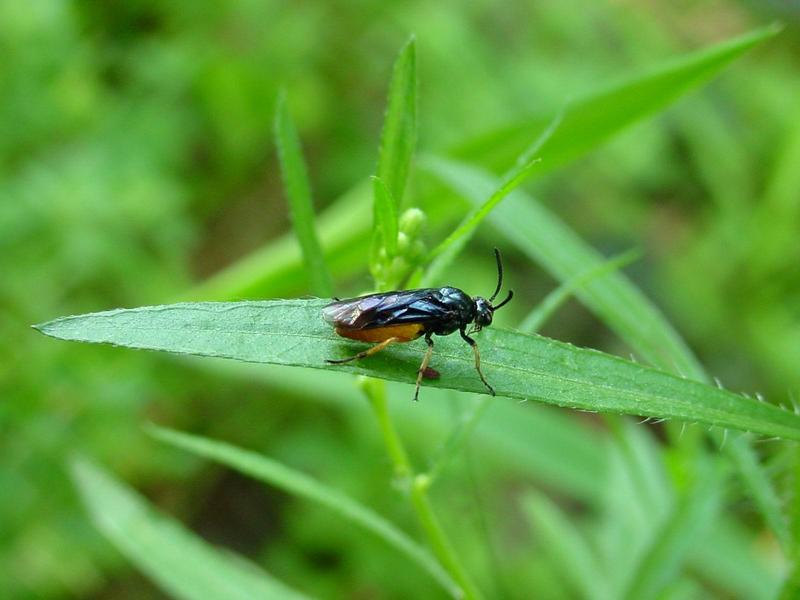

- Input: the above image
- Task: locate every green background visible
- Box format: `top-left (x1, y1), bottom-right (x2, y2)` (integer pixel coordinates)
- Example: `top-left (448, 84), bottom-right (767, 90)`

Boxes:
top-left (3, 0), bottom-right (800, 597)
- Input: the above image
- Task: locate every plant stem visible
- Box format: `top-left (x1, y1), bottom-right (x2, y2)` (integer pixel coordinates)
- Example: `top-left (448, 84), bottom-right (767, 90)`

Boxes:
top-left (358, 377), bottom-right (483, 599)
top-left (412, 474), bottom-right (484, 600)
top-left (359, 377), bottom-right (412, 480)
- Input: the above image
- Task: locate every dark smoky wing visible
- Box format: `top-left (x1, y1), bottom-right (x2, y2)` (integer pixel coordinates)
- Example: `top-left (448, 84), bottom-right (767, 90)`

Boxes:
top-left (322, 289), bottom-right (448, 329)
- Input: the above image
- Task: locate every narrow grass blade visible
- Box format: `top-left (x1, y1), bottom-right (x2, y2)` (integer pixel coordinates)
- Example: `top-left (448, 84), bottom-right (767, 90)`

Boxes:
top-left (421, 110), bottom-right (561, 287)
top-left (274, 91), bottom-right (333, 297)
top-left (421, 157), bottom-right (540, 286)
top-left (376, 36), bottom-right (417, 206)
top-left (371, 175), bottom-right (399, 257)
top-left (519, 249), bottom-right (640, 334)
top-left (605, 418), bottom-right (672, 519)
top-left (717, 431), bottom-right (791, 551)
top-left (621, 461), bottom-right (726, 600)
top-left (689, 518), bottom-right (781, 600)
top-left (147, 425), bottom-right (460, 598)
top-left (190, 182), bottom-right (372, 301)
top-left (522, 492), bottom-right (610, 600)
top-left (425, 396), bottom-right (493, 485)
top-left (452, 25), bottom-right (782, 175)
top-left (70, 456), bottom-right (308, 600)
top-left (34, 299), bottom-right (800, 440)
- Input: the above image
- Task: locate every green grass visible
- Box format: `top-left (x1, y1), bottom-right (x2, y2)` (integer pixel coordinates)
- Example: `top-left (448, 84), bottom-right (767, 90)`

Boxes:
top-left (70, 457), bottom-right (309, 600)
top-left (274, 91), bottom-right (333, 297)
top-left (21, 18), bottom-right (796, 600)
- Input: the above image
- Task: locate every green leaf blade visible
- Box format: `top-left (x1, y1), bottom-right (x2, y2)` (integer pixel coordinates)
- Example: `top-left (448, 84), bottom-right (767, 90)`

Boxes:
top-left (34, 300), bottom-right (800, 441)
top-left (377, 36), bottom-right (417, 206)
top-left (421, 157), bottom-right (540, 286)
top-left (371, 175), bottom-right (399, 257)
top-left (274, 92), bottom-right (333, 297)
top-left (70, 457), bottom-right (309, 600)
top-left (453, 25), bottom-right (782, 175)
top-left (147, 425), bottom-right (460, 598)
top-left (621, 462), bottom-right (726, 600)
top-left (421, 109), bottom-right (561, 287)
top-left (519, 249), bottom-right (641, 335)
top-left (522, 492), bottom-right (610, 600)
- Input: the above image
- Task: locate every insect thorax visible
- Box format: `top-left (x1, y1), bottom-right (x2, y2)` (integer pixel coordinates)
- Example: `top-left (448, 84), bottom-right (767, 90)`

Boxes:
top-left (428, 287), bottom-right (474, 335)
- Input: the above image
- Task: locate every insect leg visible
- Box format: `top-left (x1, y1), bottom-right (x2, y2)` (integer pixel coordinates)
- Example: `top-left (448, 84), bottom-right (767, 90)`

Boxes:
top-left (326, 337), bottom-right (401, 364)
top-left (460, 328), bottom-right (495, 396)
top-left (413, 333), bottom-right (435, 402)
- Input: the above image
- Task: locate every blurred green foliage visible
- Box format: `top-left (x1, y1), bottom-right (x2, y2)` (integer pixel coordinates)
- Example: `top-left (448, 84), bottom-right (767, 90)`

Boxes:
top-left (3, 0), bottom-right (800, 598)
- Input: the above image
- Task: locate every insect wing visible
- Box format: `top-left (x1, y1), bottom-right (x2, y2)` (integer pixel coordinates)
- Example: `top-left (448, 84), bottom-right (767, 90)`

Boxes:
top-left (322, 289), bottom-right (444, 330)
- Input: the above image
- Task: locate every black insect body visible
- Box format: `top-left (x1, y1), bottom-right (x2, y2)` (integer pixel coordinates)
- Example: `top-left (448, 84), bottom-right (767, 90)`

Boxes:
top-left (322, 249), bottom-right (513, 401)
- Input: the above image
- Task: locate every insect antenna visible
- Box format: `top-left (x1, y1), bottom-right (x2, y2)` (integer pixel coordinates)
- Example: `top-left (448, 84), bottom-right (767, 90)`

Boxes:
top-left (493, 290), bottom-right (514, 310)
top-left (489, 248), bottom-right (504, 302)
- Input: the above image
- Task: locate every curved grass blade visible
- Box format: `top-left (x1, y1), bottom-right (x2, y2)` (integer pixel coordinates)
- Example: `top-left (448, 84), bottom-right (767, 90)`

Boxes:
top-left (420, 109), bottom-right (561, 287)
top-left (421, 157), bottom-right (540, 287)
top-left (274, 91), bottom-right (333, 297)
top-left (147, 425), bottom-right (461, 598)
top-left (519, 249), bottom-right (640, 335)
top-left (452, 25), bottom-right (782, 175)
top-left (522, 492), bottom-right (610, 600)
top-left (690, 519), bottom-right (781, 600)
top-left (34, 299), bottom-right (800, 441)
top-left (621, 460), bottom-right (726, 600)
top-left (70, 456), bottom-right (308, 600)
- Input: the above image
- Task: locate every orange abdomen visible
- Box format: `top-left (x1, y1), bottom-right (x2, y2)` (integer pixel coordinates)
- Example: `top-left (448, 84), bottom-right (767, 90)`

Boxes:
top-left (335, 323), bottom-right (425, 343)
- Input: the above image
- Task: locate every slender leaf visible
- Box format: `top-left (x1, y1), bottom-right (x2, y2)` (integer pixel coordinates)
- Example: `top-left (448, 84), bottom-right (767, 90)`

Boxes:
top-left (189, 182), bottom-right (371, 301)
top-left (34, 299), bottom-right (800, 440)
top-left (452, 25), bottom-right (781, 175)
top-left (621, 461), bottom-right (726, 600)
top-left (421, 157), bottom-right (540, 286)
top-left (371, 175), bottom-right (399, 257)
top-left (70, 457), bottom-right (308, 600)
top-left (376, 36), bottom-right (417, 206)
top-left (522, 492), bottom-right (610, 600)
top-left (147, 425), bottom-right (460, 598)
top-left (274, 91), bottom-right (333, 297)
top-left (420, 109), bottom-right (561, 287)
top-left (519, 249), bottom-right (640, 334)
top-left (690, 515), bottom-right (783, 600)
top-left (425, 396), bottom-right (493, 485)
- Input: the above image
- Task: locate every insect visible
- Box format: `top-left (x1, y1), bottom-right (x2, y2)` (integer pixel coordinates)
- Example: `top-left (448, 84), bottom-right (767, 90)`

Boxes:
top-left (322, 249), bottom-right (513, 401)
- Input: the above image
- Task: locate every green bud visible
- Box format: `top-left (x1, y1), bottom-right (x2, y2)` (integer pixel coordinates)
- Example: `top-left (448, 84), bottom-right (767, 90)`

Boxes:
top-left (396, 231), bottom-right (409, 254)
top-left (409, 239), bottom-right (426, 261)
top-left (399, 208), bottom-right (426, 237)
